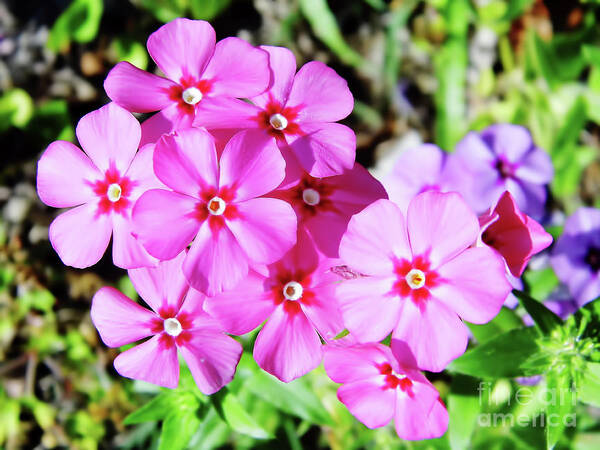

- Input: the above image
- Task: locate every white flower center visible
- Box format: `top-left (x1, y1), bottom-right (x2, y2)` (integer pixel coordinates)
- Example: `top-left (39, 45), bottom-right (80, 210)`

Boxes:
top-left (182, 87), bottom-right (203, 105)
top-left (405, 269), bottom-right (426, 289)
top-left (207, 196), bottom-right (226, 216)
top-left (106, 183), bottom-right (122, 202)
top-left (163, 318), bottom-right (182, 337)
top-left (269, 113), bottom-right (288, 131)
top-left (302, 188), bottom-right (320, 206)
top-left (283, 281), bottom-right (303, 301)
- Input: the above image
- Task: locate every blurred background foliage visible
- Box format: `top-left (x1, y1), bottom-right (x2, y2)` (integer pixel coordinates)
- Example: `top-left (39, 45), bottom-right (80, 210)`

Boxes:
top-left (2, 0), bottom-right (600, 449)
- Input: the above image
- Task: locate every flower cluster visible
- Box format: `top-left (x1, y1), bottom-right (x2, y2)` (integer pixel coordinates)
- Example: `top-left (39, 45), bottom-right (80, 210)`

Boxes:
top-left (36, 19), bottom-right (554, 441)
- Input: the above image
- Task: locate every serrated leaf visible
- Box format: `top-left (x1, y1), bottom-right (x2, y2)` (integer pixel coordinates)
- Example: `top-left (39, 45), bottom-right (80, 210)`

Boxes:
top-left (514, 290), bottom-right (563, 335)
top-left (449, 327), bottom-right (551, 379)
top-left (211, 389), bottom-right (272, 439)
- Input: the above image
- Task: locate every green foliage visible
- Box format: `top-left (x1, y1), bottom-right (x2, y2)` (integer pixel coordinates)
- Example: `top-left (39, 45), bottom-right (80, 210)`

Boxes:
top-left (47, 0), bottom-right (104, 52)
top-left (135, 0), bottom-right (230, 23)
top-left (0, 88), bottom-right (34, 132)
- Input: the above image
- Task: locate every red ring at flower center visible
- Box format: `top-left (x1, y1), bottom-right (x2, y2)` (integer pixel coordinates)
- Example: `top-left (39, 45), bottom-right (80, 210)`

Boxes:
top-left (393, 255), bottom-right (440, 306)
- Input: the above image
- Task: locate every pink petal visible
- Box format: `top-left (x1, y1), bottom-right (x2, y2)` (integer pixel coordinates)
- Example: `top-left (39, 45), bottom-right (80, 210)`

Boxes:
top-left (253, 304), bottom-right (322, 382)
top-left (407, 191), bottom-right (479, 269)
top-left (288, 122), bottom-right (355, 177)
top-left (326, 162), bottom-right (388, 215)
top-left (179, 329), bottom-right (242, 394)
top-left (104, 62), bottom-right (175, 113)
top-left (127, 252), bottom-right (189, 315)
top-left (176, 289), bottom-right (222, 331)
top-left (36, 140), bottom-right (100, 208)
top-left (394, 382), bottom-right (447, 440)
top-left (111, 213), bottom-right (159, 269)
top-left (76, 102), bottom-right (140, 173)
top-left (337, 276), bottom-right (401, 343)
top-left (339, 199), bottom-right (411, 276)
top-left (251, 46), bottom-right (297, 108)
top-left (139, 103), bottom-right (191, 147)
top-left (90, 286), bottom-right (157, 347)
top-left (124, 143), bottom-right (166, 201)
top-left (219, 130), bottom-right (286, 202)
top-left (183, 222), bottom-right (249, 296)
top-left (324, 343), bottom-right (394, 384)
top-left (154, 128), bottom-right (218, 197)
top-left (432, 247), bottom-right (510, 324)
top-left (114, 334), bottom-right (179, 388)
top-left (227, 198), bottom-right (297, 264)
top-left (204, 271), bottom-right (276, 335)
top-left (147, 18), bottom-right (215, 82)
top-left (301, 282), bottom-right (344, 342)
top-left (202, 37), bottom-right (271, 98)
top-left (304, 212), bottom-right (352, 259)
top-left (285, 61), bottom-right (354, 123)
top-left (193, 97), bottom-right (261, 130)
top-left (393, 298), bottom-right (468, 372)
top-left (48, 203), bottom-right (112, 268)
top-left (132, 189), bottom-right (200, 260)
top-left (337, 379), bottom-right (396, 428)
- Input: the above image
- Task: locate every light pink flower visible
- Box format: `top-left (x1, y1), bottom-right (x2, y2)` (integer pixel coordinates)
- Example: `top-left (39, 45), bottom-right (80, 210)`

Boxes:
top-left (104, 18), bottom-right (271, 146)
top-left (478, 191), bottom-right (553, 277)
top-left (193, 46), bottom-right (355, 177)
top-left (204, 237), bottom-right (343, 382)
top-left (36, 102), bottom-right (162, 269)
top-left (324, 342), bottom-right (448, 440)
top-left (91, 252), bottom-right (242, 392)
top-left (337, 192), bottom-right (512, 372)
top-left (132, 128), bottom-right (297, 296)
top-left (269, 159), bottom-right (387, 258)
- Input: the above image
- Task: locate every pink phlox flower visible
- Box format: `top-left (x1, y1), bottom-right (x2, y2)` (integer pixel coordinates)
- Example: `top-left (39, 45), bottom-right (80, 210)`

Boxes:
top-left (132, 127), bottom-right (297, 296)
top-left (193, 45), bottom-right (355, 177)
top-left (323, 340), bottom-right (448, 440)
top-left (205, 234), bottom-right (344, 382)
top-left (383, 144), bottom-right (451, 213)
top-left (477, 191), bottom-right (552, 277)
top-left (104, 18), bottom-right (271, 146)
top-left (36, 102), bottom-right (163, 269)
top-left (90, 252), bottom-right (242, 392)
top-left (336, 192), bottom-right (512, 372)
top-left (269, 157), bottom-right (387, 258)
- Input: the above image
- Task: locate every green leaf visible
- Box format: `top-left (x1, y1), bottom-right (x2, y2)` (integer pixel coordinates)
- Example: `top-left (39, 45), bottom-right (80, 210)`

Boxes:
top-left (190, 0), bottom-right (231, 20)
top-left (448, 375), bottom-right (481, 450)
top-left (299, 0), bottom-right (366, 69)
top-left (514, 290), bottom-right (563, 335)
top-left (0, 88), bottom-right (34, 132)
top-left (188, 407), bottom-right (229, 450)
top-left (579, 362), bottom-right (600, 407)
top-left (244, 361), bottom-right (334, 425)
top-left (124, 390), bottom-right (195, 425)
top-left (449, 327), bottom-right (551, 379)
top-left (550, 96), bottom-right (587, 156)
top-left (567, 296), bottom-right (600, 358)
top-left (545, 369), bottom-right (576, 449)
top-left (136, 0), bottom-right (187, 23)
top-left (110, 38), bottom-right (149, 71)
top-left (158, 408), bottom-right (202, 450)
top-left (210, 389), bottom-right (272, 439)
top-left (47, 0), bottom-right (104, 51)
top-left (467, 306), bottom-right (522, 344)
top-left (523, 267), bottom-right (560, 302)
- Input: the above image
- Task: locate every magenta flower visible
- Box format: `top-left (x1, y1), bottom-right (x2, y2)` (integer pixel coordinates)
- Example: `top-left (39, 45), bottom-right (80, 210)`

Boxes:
top-left (478, 191), bottom-right (553, 277)
top-left (193, 45), bottom-right (355, 177)
top-left (383, 144), bottom-right (449, 213)
top-left (104, 18), bottom-right (271, 146)
top-left (324, 342), bottom-right (448, 440)
top-left (337, 192), bottom-right (511, 371)
top-left (132, 128), bottom-right (297, 296)
top-left (204, 238), bottom-right (343, 382)
top-left (36, 102), bottom-right (162, 269)
top-left (551, 207), bottom-right (600, 305)
top-left (90, 252), bottom-right (242, 392)
top-left (444, 124), bottom-right (553, 219)
top-left (270, 160), bottom-right (387, 258)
